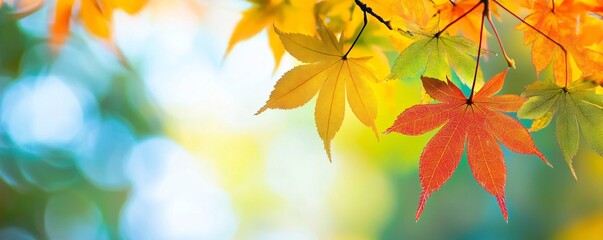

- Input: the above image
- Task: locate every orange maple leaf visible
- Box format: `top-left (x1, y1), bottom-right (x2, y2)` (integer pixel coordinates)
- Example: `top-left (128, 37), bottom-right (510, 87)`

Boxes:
top-left (50, 0), bottom-right (147, 51)
top-left (386, 69), bottom-right (551, 222)
top-left (518, 0), bottom-right (603, 85)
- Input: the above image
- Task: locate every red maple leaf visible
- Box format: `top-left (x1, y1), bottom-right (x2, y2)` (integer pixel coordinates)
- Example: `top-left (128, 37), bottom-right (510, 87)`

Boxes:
top-left (385, 70), bottom-right (551, 222)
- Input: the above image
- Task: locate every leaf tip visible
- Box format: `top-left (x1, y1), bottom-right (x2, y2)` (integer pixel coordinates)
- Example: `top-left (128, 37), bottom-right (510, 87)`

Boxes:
top-left (255, 105), bottom-right (269, 115)
top-left (383, 125), bottom-right (395, 135)
top-left (536, 151), bottom-right (552, 168)
top-left (415, 190), bottom-right (429, 222)
top-left (224, 40), bottom-right (236, 60)
top-left (497, 197), bottom-right (509, 222)
top-left (569, 164), bottom-right (578, 181)
top-left (415, 211), bottom-right (423, 223)
top-left (384, 119), bottom-right (403, 135)
top-left (371, 125), bottom-right (380, 141)
top-left (323, 140), bottom-right (333, 162)
top-left (545, 160), bottom-right (553, 168)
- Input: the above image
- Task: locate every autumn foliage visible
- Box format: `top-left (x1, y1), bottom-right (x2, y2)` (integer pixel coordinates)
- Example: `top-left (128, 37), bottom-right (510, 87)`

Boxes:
top-left (8, 0), bottom-right (601, 222)
top-left (386, 71), bottom-right (550, 222)
top-left (255, 18), bottom-right (380, 160)
top-left (230, 0), bottom-right (603, 221)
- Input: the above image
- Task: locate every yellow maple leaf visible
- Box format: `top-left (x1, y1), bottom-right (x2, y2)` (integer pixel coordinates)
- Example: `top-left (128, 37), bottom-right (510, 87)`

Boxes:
top-left (361, 0), bottom-right (433, 27)
top-left (226, 0), bottom-right (315, 70)
top-left (50, 0), bottom-right (147, 51)
top-left (256, 18), bottom-right (380, 161)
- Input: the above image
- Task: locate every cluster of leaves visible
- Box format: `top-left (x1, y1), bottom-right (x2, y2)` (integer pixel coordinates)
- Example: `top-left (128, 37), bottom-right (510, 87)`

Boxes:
top-left (230, 0), bottom-right (603, 221)
top-left (4, 0), bottom-right (601, 222)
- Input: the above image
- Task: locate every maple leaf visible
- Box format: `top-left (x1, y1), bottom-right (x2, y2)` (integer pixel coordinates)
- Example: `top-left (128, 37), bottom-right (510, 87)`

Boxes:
top-left (387, 30), bottom-right (484, 87)
top-left (50, 0), bottom-right (147, 51)
top-left (517, 0), bottom-right (603, 85)
top-left (256, 18), bottom-right (380, 161)
top-left (226, 0), bottom-right (315, 70)
top-left (386, 70), bottom-right (550, 221)
top-left (518, 77), bottom-right (603, 179)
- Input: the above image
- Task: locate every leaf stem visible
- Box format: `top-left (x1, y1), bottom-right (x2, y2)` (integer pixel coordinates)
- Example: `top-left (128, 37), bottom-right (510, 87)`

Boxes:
top-left (552, 0), bottom-right (556, 13)
top-left (486, 10), bottom-right (515, 68)
top-left (354, 0), bottom-right (392, 30)
top-left (492, 0), bottom-right (569, 87)
top-left (435, 1), bottom-right (483, 37)
top-left (468, 0), bottom-right (488, 103)
top-left (343, 4), bottom-right (368, 59)
top-left (449, 0), bottom-right (456, 6)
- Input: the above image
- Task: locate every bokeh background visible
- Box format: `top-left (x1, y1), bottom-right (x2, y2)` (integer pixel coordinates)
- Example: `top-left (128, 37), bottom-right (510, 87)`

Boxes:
top-left (1, 0), bottom-right (603, 239)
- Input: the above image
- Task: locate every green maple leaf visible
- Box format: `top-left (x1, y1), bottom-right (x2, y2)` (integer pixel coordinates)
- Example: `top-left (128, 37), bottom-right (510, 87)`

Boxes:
top-left (518, 79), bottom-right (603, 179)
top-left (387, 31), bottom-right (484, 87)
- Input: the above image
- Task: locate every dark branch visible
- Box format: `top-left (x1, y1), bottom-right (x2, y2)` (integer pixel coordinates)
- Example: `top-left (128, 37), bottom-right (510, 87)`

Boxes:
top-left (354, 0), bottom-right (392, 30)
top-left (468, 0), bottom-right (488, 103)
top-left (435, 1), bottom-right (482, 37)
top-left (344, 8), bottom-right (368, 58)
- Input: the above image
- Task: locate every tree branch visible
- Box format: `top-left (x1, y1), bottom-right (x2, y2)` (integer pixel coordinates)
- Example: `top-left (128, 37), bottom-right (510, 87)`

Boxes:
top-left (435, 1), bottom-right (482, 37)
top-left (344, 7), bottom-right (368, 58)
top-left (354, 0), bottom-right (392, 30)
top-left (467, 1), bottom-right (487, 103)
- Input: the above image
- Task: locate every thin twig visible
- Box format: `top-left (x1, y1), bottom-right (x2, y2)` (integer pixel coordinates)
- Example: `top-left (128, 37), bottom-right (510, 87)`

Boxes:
top-left (486, 10), bottom-right (515, 68)
top-left (344, 8), bottom-right (368, 58)
top-left (354, 0), bottom-right (392, 30)
top-left (468, 0), bottom-right (488, 103)
top-left (435, 1), bottom-right (483, 37)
